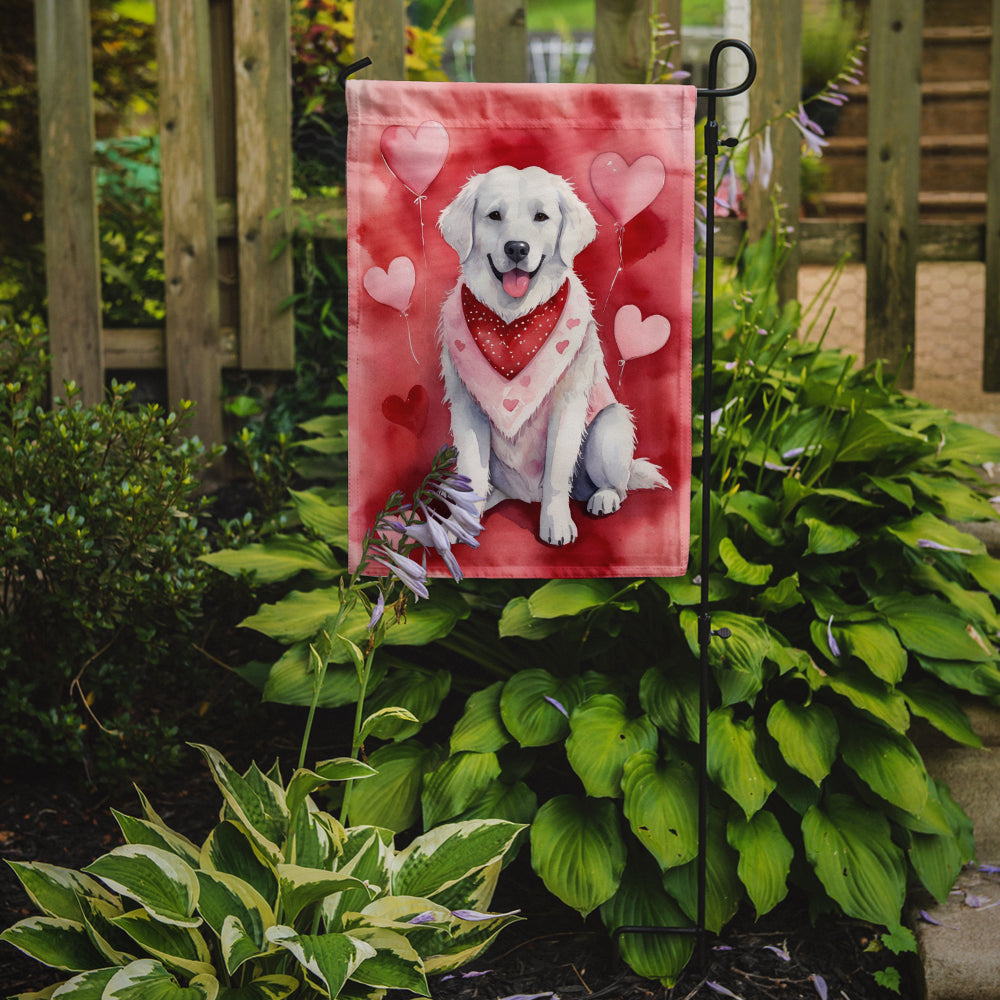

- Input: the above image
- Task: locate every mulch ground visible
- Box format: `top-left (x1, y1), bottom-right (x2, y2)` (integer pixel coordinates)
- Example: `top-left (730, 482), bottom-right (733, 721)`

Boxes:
top-left (1, 740), bottom-right (914, 1000)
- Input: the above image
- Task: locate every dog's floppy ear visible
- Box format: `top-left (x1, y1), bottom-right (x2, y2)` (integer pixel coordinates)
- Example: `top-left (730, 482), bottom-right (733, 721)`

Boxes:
top-left (555, 178), bottom-right (598, 266)
top-left (438, 173), bottom-right (482, 262)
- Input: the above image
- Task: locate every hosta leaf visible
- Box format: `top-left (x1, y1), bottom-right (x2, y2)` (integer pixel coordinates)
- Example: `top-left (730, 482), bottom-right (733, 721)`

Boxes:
top-left (661, 810), bottom-right (741, 933)
top-left (765, 700), bottom-right (838, 786)
top-left (200, 535), bottom-right (341, 584)
top-left (910, 562), bottom-right (1000, 633)
top-left (905, 472), bottom-right (998, 522)
top-left (103, 959), bottom-right (218, 1000)
top-left (453, 779), bottom-right (538, 827)
top-left (260, 643), bottom-right (387, 709)
top-left (901, 680), bottom-right (982, 748)
top-left (45, 966), bottom-right (118, 998)
top-left (265, 926), bottom-right (375, 998)
top-left (200, 822), bottom-right (278, 910)
top-left (497, 597), bottom-right (564, 639)
top-left (530, 795), bottom-right (626, 917)
top-left (875, 594), bottom-right (995, 662)
top-left (346, 740), bottom-right (442, 832)
top-left (190, 746), bottom-right (287, 863)
top-left (360, 706), bottom-right (421, 742)
top-left (680, 610), bottom-right (770, 706)
top-left (393, 820), bottom-right (524, 900)
top-left (718, 537), bottom-right (772, 586)
top-left (276, 865), bottom-right (374, 925)
top-left (288, 489), bottom-right (349, 546)
top-left (639, 664), bottom-right (699, 743)
top-left (450, 682), bottom-right (511, 754)
top-left (195, 871), bottom-right (273, 973)
top-left (935, 421), bottom-right (1000, 464)
top-left (5, 862), bottom-right (118, 923)
top-left (755, 573), bottom-right (804, 614)
top-left (111, 909), bottom-right (214, 978)
top-left (423, 907), bottom-right (522, 974)
top-left (808, 660), bottom-right (910, 732)
top-left (0, 916), bottom-right (107, 971)
top-left (76, 894), bottom-right (136, 966)
top-left (215, 975), bottom-right (299, 1000)
top-left (966, 553), bottom-right (1000, 597)
top-left (526, 579), bottom-right (617, 618)
top-left (727, 811), bottom-right (793, 917)
top-left (345, 926), bottom-right (428, 994)
top-left (838, 718), bottom-right (929, 816)
top-left (600, 853), bottom-right (694, 987)
top-left (112, 812), bottom-right (201, 868)
top-left (886, 512), bottom-right (985, 557)
top-left (916, 655), bottom-right (1000, 697)
top-left (724, 490), bottom-right (784, 545)
top-left (707, 708), bottom-right (776, 818)
top-left (566, 695), bottom-right (658, 798)
top-left (655, 573), bottom-right (737, 606)
top-left (802, 793), bottom-right (906, 926)
top-left (322, 829), bottom-right (394, 931)
top-left (835, 410), bottom-right (927, 463)
top-left (909, 829), bottom-right (965, 905)
top-left (803, 517), bottom-right (859, 556)
top-left (83, 846), bottom-right (200, 928)
top-left (285, 759), bottom-right (375, 822)
top-left (621, 751), bottom-right (699, 871)
top-left (834, 621), bottom-right (907, 684)
top-left (362, 667), bottom-right (451, 740)
top-left (421, 751), bottom-right (502, 828)
top-left (499, 670), bottom-right (585, 747)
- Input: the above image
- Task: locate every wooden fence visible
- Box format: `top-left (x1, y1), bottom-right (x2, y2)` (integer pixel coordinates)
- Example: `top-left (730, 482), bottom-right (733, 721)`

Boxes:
top-left (34, 0), bottom-right (1000, 444)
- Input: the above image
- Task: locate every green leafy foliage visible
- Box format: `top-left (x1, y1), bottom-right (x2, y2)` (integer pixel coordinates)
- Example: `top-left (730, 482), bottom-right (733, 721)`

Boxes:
top-left (0, 318), bottom-right (222, 783)
top-left (1, 745), bottom-right (524, 998)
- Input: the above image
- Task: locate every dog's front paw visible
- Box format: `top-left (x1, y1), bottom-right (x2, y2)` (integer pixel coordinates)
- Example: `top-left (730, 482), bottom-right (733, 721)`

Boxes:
top-left (587, 488), bottom-right (623, 517)
top-left (539, 510), bottom-right (578, 546)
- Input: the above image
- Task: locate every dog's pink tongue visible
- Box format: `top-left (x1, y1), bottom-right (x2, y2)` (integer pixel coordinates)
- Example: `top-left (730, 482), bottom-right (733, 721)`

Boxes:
top-left (503, 268), bottom-right (531, 298)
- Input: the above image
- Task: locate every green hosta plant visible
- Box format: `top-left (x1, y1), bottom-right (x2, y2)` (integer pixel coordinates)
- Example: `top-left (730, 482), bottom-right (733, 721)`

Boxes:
top-left (1, 743), bottom-right (523, 999)
top-left (339, 234), bottom-right (999, 985)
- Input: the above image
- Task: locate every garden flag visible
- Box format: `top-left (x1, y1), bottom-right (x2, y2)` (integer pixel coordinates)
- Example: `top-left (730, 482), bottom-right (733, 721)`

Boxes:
top-left (347, 79), bottom-right (696, 578)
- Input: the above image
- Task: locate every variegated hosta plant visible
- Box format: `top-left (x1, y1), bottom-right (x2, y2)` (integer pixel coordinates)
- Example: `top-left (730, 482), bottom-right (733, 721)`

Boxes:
top-left (1, 744), bottom-right (523, 1000)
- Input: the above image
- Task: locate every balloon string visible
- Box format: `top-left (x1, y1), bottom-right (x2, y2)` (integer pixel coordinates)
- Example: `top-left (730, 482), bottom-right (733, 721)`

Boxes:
top-left (618, 358), bottom-right (626, 387)
top-left (402, 310), bottom-right (418, 365)
top-left (415, 194), bottom-right (429, 313)
top-left (602, 224), bottom-right (625, 313)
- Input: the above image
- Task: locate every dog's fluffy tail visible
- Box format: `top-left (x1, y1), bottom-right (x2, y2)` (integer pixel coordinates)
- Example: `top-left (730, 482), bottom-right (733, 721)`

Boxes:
top-left (629, 458), bottom-right (670, 492)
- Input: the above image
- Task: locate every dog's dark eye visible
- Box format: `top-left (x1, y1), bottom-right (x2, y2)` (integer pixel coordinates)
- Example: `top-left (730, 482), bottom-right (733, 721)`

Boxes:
top-left (534, 212), bottom-right (549, 222)
top-left (488, 210), bottom-right (502, 221)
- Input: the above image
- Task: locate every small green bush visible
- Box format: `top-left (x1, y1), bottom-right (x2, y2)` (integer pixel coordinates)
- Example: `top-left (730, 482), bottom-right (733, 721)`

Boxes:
top-left (0, 317), bottom-right (220, 783)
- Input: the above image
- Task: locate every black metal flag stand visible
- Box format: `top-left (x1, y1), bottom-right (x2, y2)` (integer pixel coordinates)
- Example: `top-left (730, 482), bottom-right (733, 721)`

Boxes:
top-left (340, 37), bottom-right (758, 974)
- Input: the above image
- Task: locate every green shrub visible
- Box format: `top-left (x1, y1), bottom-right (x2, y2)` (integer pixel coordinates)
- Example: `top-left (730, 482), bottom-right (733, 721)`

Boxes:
top-left (210, 233), bottom-right (1000, 985)
top-left (0, 317), bottom-right (220, 783)
top-left (1, 743), bottom-right (524, 998)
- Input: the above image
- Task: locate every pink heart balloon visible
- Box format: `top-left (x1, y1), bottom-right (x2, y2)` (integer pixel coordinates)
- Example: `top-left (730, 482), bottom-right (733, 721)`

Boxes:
top-left (364, 256), bottom-right (415, 313)
top-left (590, 152), bottom-right (666, 226)
top-left (614, 304), bottom-right (670, 361)
top-left (380, 121), bottom-right (450, 196)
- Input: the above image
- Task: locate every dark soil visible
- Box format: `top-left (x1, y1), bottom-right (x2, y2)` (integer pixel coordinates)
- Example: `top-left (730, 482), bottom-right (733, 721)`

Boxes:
top-left (1, 749), bottom-right (915, 1000)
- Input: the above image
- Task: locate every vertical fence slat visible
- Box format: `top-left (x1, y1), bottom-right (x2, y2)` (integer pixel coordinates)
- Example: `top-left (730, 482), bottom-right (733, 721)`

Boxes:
top-left (983, 0), bottom-right (1000, 390)
top-left (864, 0), bottom-right (923, 389)
top-left (157, 0), bottom-right (223, 444)
top-left (747, 0), bottom-right (801, 304)
top-left (355, 0), bottom-right (406, 81)
top-left (474, 0), bottom-right (527, 83)
top-left (34, 0), bottom-right (103, 405)
top-left (595, 0), bottom-right (654, 84)
top-left (233, 0), bottom-right (294, 370)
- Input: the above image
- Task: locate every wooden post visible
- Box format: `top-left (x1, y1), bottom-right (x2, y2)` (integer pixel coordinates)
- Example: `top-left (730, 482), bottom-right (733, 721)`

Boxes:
top-left (157, 0), bottom-right (223, 444)
top-left (354, 0), bottom-right (406, 81)
top-left (746, 0), bottom-right (801, 305)
top-left (474, 0), bottom-right (527, 83)
top-left (595, 0), bottom-right (655, 84)
top-left (233, 0), bottom-right (294, 369)
top-left (34, 0), bottom-right (104, 405)
top-left (983, 0), bottom-right (1000, 390)
top-left (864, 0), bottom-right (923, 389)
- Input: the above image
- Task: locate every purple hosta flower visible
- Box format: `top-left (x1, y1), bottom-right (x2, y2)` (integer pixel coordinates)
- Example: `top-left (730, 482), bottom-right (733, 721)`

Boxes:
top-left (370, 543), bottom-right (429, 600)
top-left (812, 974), bottom-right (828, 1000)
top-left (715, 158), bottom-right (741, 215)
top-left (746, 124), bottom-right (774, 191)
top-left (407, 911), bottom-right (438, 925)
top-left (544, 695), bottom-right (569, 718)
top-left (367, 590), bottom-right (385, 631)
top-left (706, 983), bottom-right (742, 999)
top-left (451, 908), bottom-right (521, 921)
top-left (791, 104), bottom-right (829, 156)
top-left (827, 616), bottom-right (842, 658)
top-left (919, 909), bottom-right (958, 929)
top-left (763, 944), bottom-right (791, 962)
top-left (917, 538), bottom-right (973, 555)
top-left (441, 970), bottom-right (493, 982)
top-left (497, 994), bottom-right (557, 1000)
top-left (979, 864), bottom-right (1000, 874)
top-left (428, 479), bottom-right (485, 545)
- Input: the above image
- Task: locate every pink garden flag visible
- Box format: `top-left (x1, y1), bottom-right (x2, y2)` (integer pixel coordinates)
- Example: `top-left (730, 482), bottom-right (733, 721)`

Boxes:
top-left (347, 80), bottom-right (696, 578)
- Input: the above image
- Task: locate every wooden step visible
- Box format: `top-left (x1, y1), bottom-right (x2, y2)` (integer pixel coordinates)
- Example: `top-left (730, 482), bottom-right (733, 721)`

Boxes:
top-left (813, 190), bottom-right (987, 222)
top-left (822, 134), bottom-right (989, 193)
top-left (922, 25), bottom-right (993, 83)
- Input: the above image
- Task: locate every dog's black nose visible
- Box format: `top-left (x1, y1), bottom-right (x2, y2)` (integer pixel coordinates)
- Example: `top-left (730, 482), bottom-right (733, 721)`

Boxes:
top-left (504, 241), bottom-right (530, 263)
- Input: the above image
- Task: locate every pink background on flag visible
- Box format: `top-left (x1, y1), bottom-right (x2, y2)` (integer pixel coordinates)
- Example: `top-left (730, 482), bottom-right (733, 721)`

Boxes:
top-left (347, 80), bottom-right (696, 578)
